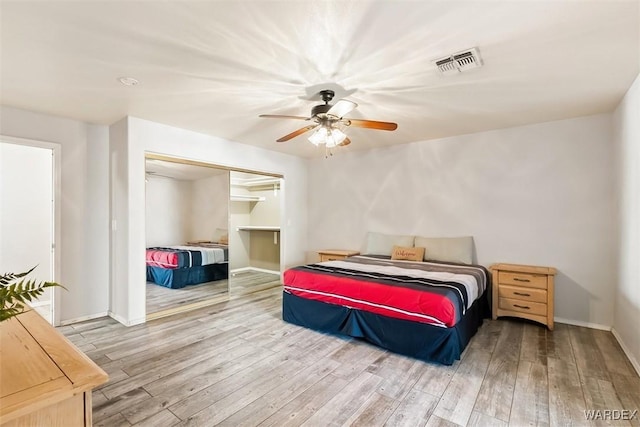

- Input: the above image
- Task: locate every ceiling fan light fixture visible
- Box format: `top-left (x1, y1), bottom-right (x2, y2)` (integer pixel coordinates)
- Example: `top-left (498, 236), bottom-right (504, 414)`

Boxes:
top-left (308, 126), bottom-right (347, 148)
top-left (308, 127), bottom-right (327, 146)
top-left (261, 88), bottom-right (397, 148)
top-left (326, 128), bottom-right (347, 148)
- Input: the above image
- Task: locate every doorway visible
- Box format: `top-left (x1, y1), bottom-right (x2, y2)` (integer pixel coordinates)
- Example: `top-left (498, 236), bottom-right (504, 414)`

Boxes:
top-left (229, 170), bottom-right (281, 293)
top-left (144, 154), bottom-right (283, 319)
top-left (0, 138), bottom-right (60, 324)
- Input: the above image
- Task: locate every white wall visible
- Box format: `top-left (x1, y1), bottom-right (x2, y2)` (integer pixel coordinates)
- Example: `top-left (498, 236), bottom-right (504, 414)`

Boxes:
top-left (109, 117), bottom-right (138, 325)
top-left (145, 172), bottom-right (229, 246)
top-left (612, 73), bottom-right (640, 373)
top-left (109, 117), bottom-right (308, 325)
top-left (145, 176), bottom-right (192, 246)
top-left (189, 173), bottom-right (229, 242)
top-left (0, 142), bottom-right (53, 308)
top-left (229, 200), bottom-right (251, 270)
top-left (308, 114), bottom-right (616, 328)
top-left (250, 187), bottom-right (281, 227)
top-left (0, 106), bottom-right (110, 323)
top-left (229, 171), bottom-right (253, 270)
top-left (0, 143), bottom-right (52, 276)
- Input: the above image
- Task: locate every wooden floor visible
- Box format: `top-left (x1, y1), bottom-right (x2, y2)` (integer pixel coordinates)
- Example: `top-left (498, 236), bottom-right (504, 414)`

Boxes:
top-left (146, 270), bottom-right (280, 314)
top-left (61, 287), bottom-right (640, 427)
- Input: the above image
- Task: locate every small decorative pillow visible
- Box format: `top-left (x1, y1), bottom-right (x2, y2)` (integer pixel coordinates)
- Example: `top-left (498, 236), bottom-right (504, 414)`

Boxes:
top-left (391, 245), bottom-right (425, 262)
top-left (219, 234), bottom-right (229, 245)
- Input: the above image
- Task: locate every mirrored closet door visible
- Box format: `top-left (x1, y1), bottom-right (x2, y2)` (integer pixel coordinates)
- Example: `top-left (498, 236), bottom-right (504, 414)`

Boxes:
top-left (144, 156), bottom-right (230, 317)
top-left (144, 155), bottom-right (283, 319)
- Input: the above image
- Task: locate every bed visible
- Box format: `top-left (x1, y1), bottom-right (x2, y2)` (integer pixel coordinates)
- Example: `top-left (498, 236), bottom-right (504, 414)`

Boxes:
top-left (282, 253), bottom-right (491, 365)
top-left (146, 244), bottom-right (229, 289)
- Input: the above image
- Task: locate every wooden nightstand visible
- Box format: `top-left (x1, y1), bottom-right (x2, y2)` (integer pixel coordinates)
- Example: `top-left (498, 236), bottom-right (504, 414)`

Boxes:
top-left (490, 263), bottom-right (557, 330)
top-left (318, 249), bottom-right (360, 262)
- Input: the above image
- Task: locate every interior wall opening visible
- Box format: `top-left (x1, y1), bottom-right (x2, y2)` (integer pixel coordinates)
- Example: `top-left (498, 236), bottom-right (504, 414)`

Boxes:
top-left (0, 137), bottom-right (60, 325)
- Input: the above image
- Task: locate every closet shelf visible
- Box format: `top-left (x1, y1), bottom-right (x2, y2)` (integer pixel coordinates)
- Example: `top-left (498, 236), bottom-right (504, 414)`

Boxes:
top-left (236, 226), bottom-right (280, 232)
top-left (231, 177), bottom-right (280, 188)
top-left (230, 194), bottom-right (266, 202)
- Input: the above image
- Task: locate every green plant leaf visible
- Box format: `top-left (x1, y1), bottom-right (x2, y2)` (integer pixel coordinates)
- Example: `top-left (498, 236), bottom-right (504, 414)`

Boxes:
top-left (0, 267), bottom-right (65, 322)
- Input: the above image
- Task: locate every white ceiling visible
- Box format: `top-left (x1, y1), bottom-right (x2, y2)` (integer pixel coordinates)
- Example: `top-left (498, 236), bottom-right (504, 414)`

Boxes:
top-left (1, 1), bottom-right (638, 158)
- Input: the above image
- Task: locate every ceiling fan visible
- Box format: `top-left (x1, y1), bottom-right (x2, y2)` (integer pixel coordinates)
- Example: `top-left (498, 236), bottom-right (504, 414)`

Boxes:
top-left (259, 89), bottom-right (397, 148)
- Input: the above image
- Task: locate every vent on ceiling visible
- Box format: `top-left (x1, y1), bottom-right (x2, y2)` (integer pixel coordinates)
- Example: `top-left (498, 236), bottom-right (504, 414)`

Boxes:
top-left (435, 47), bottom-right (483, 75)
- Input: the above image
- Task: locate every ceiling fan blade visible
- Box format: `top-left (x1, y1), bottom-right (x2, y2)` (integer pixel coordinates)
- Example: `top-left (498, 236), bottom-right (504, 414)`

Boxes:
top-left (347, 119), bottom-right (398, 131)
top-left (338, 137), bottom-right (351, 147)
top-left (259, 114), bottom-right (310, 120)
top-left (327, 99), bottom-right (357, 118)
top-left (276, 125), bottom-right (319, 142)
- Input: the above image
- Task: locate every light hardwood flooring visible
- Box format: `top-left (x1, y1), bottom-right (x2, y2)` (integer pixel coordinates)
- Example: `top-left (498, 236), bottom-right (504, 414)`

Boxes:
top-left (229, 270), bottom-right (281, 295)
top-left (61, 287), bottom-right (640, 427)
top-left (146, 270), bottom-right (280, 314)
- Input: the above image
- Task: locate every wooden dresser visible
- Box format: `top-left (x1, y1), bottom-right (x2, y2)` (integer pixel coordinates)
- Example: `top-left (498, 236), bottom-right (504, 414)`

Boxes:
top-left (0, 309), bottom-right (108, 426)
top-left (318, 249), bottom-right (360, 262)
top-left (490, 263), bottom-right (557, 330)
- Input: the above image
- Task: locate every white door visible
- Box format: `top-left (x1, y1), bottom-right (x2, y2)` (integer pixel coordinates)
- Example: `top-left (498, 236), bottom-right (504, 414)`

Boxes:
top-left (0, 141), bottom-right (55, 323)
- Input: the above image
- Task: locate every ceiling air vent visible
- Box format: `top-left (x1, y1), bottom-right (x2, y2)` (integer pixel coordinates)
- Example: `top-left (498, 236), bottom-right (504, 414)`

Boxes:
top-left (435, 47), bottom-right (483, 75)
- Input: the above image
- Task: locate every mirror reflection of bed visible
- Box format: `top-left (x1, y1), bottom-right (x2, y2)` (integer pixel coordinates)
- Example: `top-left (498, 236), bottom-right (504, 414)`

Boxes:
top-left (144, 157), bottom-right (282, 318)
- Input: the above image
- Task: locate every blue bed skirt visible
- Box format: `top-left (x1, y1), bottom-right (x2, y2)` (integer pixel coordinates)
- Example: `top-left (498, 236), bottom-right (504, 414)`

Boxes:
top-left (146, 263), bottom-right (228, 289)
top-left (282, 290), bottom-right (489, 365)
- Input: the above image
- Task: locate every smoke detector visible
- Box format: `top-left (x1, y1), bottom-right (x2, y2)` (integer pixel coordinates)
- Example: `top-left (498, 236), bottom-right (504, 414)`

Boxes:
top-left (117, 76), bottom-right (139, 86)
top-left (435, 47), bottom-right (483, 75)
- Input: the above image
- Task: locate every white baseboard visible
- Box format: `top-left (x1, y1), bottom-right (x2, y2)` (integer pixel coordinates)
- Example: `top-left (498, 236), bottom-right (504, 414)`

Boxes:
top-left (611, 328), bottom-right (640, 376)
top-left (28, 300), bottom-right (51, 308)
top-left (231, 266), bottom-right (281, 276)
top-left (128, 317), bottom-right (146, 326)
top-left (108, 311), bottom-right (145, 327)
top-left (59, 311), bottom-right (108, 326)
top-left (554, 317), bottom-right (611, 331)
top-left (553, 318), bottom-right (639, 376)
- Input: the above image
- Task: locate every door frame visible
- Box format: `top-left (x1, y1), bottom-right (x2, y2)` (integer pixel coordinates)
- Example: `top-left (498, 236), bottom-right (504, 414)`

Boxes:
top-left (1, 135), bottom-right (62, 325)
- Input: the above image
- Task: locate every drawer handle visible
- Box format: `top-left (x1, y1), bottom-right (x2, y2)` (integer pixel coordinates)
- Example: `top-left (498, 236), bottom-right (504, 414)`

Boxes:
top-left (513, 278), bottom-right (531, 283)
top-left (513, 292), bottom-right (531, 297)
top-left (513, 304), bottom-right (530, 310)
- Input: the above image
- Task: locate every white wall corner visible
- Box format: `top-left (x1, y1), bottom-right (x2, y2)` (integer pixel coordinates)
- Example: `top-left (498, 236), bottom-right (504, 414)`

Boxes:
top-left (108, 311), bottom-right (145, 327)
top-left (611, 328), bottom-right (640, 376)
top-left (554, 317), bottom-right (611, 331)
top-left (59, 312), bottom-right (109, 326)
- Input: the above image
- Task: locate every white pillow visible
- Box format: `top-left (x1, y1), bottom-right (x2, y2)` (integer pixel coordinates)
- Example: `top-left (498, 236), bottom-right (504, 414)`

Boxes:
top-left (365, 232), bottom-right (415, 256)
top-left (414, 236), bottom-right (474, 264)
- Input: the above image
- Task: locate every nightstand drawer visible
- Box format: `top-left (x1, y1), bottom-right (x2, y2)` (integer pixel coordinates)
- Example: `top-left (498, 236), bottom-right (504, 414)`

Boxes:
top-left (318, 250), bottom-right (359, 262)
top-left (498, 285), bottom-right (547, 303)
top-left (498, 271), bottom-right (547, 289)
top-left (320, 254), bottom-right (345, 262)
top-left (499, 297), bottom-right (547, 316)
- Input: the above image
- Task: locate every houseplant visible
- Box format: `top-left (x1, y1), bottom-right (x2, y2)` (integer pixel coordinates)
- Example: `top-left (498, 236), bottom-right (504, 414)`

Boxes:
top-left (0, 266), bottom-right (64, 322)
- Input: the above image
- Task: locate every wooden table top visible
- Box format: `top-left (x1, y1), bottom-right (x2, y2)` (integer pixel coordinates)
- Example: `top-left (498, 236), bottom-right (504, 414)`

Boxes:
top-left (0, 309), bottom-right (108, 423)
